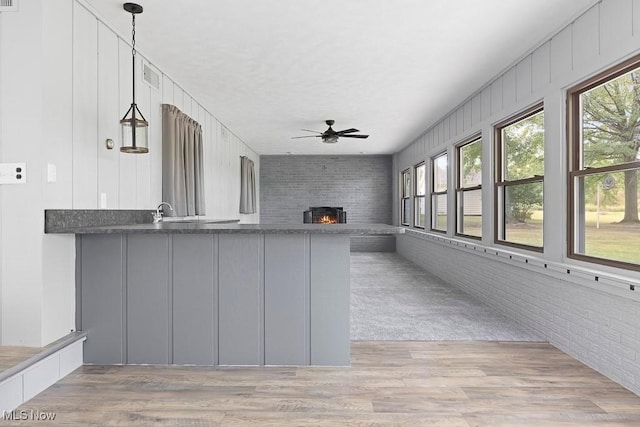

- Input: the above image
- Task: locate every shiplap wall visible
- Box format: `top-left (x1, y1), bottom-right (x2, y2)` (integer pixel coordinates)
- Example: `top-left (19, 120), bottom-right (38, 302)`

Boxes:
top-left (72, 2), bottom-right (259, 221)
top-left (394, 0), bottom-right (640, 394)
top-left (0, 0), bottom-right (259, 347)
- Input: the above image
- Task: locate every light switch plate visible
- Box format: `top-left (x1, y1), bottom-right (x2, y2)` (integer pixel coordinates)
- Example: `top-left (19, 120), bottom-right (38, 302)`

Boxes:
top-left (0, 163), bottom-right (26, 184)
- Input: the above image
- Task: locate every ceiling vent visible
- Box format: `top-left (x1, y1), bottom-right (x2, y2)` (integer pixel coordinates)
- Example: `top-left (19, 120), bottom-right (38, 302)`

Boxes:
top-left (142, 62), bottom-right (160, 91)
top-left (0, 0), bottom-right (18, 12)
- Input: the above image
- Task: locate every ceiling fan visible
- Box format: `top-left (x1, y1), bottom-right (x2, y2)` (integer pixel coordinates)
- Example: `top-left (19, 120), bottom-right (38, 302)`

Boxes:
top-left (292, 120), bottom-right (369, 144)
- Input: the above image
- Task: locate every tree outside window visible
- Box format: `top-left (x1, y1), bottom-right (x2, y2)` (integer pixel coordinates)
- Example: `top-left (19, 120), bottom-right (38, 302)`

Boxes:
top-left (456, 137), bottom-right (482, 239)
top-left (431, 153), bottom-right (448, 232)
top-left (569, 59), bottom-right (640, 269)
top-left (495, 107), bottom-right (544, 250)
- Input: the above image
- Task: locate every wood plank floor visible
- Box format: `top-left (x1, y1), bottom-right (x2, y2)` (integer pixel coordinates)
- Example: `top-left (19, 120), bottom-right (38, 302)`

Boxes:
top-left (0, 345), bottom-right (41, 373)
top-left (10, 341), bottom-right (640, 426)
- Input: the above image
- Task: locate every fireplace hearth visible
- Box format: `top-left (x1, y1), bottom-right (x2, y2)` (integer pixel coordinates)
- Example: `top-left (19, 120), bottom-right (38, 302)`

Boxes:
top-left (303, 207), bottom-right (347, 224)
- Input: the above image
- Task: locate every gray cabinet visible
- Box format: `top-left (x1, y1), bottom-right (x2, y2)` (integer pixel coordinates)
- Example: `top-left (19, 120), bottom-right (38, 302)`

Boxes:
top-left (78, 232), bottom-right (350, 366)
top-left (172, 234), bottom-right (217, 365)
top-left (218, 235), bottom-right (263, 365)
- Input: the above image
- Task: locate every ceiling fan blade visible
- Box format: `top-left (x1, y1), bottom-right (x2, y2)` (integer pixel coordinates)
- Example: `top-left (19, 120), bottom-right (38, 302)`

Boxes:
top-left (300, 129), bottom-right (323, 134)
top-left (340, 134), bottom-right (369, 139)
top-left (336, 128), bottom-right (359, 135)
top-left (291, 135), bottom-right (321, 139)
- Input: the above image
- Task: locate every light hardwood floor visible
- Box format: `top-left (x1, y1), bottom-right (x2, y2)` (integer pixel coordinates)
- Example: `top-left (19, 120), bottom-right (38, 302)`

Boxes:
top-left (8, 341), bottom-right (640, 426)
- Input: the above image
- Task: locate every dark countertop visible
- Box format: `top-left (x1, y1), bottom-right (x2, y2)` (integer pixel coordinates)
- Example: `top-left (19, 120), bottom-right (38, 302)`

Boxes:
top-left (48, 222), bottom-right (405, 235)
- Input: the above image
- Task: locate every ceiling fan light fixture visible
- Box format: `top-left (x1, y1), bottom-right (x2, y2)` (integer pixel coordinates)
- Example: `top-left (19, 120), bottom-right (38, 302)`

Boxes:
top-left (323, 135), bottom-right (339, 144)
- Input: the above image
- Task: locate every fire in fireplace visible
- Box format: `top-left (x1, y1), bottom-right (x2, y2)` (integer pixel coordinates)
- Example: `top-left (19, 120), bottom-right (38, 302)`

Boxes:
top-left (303, 207), bottom-right (347, 224)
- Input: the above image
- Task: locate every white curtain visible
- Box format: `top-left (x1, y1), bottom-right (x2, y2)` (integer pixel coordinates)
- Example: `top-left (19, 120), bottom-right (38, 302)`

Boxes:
top-left (162, 104), bottom-right (205, 216)
top-left (239, 156), bottom-right (256, 214)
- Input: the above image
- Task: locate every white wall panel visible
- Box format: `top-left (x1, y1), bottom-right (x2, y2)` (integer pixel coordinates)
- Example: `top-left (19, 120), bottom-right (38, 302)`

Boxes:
top-left (491, 78), bottom-right (503, 115)
top-left (136, 56), bottom-right (152, 209)
top-left (442, 115), bottom-right (450, 141)
top-left (1, 0), bottom-right (45, 346)
top-left (162, 74), bottom-right (173, 104)
top-left (97, 23), bottom-right (119, 209)
top-left (550, 26), bottom-right (573, 83)
top-left (42, 0), bottom-right (73, 209)
top-left (118, 39), bottom-right (137, 208)
top-left (149, 75), bottom-right (163, 205)
top-left (173, 83), bottom-right (184, 110)
top-left (516, 55), bottom-right (532, 102)
top-left (72, 5), bottom-right (98, 208)
top-left (572, 5), bottom-right (600, 74)
top-left (183, 94), bottom-right (193, 117)
top-left (463, 101), bottom-right (472, 131)
top-left (532, 42), bottom-right (551, 93)
top-left (600, 0), bottom-right (633, 62)
top-left (502, 67), bottom-right (517, 112)
top-left (456, 107), bottom-right (464, 136)
top-left (471, 94), bottom-right (481, 127)
top-left (480, 86), bottom-right (491, 121)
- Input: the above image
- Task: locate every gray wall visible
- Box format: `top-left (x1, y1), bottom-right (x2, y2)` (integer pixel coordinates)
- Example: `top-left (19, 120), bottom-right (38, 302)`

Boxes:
top-left (260, 155), bottom-right (394, 251)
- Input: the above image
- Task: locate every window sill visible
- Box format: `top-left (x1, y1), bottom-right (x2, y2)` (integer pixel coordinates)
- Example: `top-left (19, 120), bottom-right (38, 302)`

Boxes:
top-left (401, 228), bottom-right (640, 301)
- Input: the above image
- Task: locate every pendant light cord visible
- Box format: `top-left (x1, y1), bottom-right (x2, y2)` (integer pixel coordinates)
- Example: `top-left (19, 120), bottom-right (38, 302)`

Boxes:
top-left (131, 13), bottom-right (137, 106)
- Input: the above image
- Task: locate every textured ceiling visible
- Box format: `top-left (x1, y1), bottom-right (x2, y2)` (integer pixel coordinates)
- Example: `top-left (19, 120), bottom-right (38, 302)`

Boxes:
top-left (85, 0), bottom-right (596, 155)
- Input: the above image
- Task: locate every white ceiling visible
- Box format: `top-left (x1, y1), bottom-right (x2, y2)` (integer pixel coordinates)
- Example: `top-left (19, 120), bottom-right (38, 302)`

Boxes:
top-left (86, 0), bottom-right (596, 155)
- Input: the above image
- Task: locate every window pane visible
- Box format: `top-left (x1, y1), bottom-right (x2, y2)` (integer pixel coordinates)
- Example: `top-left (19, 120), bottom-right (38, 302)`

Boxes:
top-left (581, 67), bottom-right (640, 169)
top-left (457, 189), bottom-right (482, 237)
top-left (459, 140), bottom-right (482, 187)
top-left (432, 194), bottom-right (447, 231)
top-left (504, 111), bottom-right (544, 180)
top-left (402, 198), bottom-right (411, 225)
top-left (402, 170), bottom-right (410, 197)
top-left (433, 154), bottom-right (448, 192)
top-left (415, 196), bottom-right (425, 228)
top-left (416, 164), bottom-right (426, 196)
top-left (575, 169), bottom-right (640, 264)
top-left (503, 182), bottom-right (543, 247)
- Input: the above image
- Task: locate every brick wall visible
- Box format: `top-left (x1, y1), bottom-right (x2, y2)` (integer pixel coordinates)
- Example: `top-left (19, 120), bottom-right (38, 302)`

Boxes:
top-left (397, 232), bottom-right (640, 395)
top-left (260, 155), bottom-right (394, 251)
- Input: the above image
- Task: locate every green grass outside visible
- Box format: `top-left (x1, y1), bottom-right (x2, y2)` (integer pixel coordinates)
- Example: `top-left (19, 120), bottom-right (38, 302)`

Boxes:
top-left (434, 210), bottom-right (639, 265)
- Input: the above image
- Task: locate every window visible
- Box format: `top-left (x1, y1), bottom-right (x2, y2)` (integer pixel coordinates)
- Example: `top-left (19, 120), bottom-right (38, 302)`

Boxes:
top-left (431, 152), bottom-right (448, 232)
top-left (568, 56), bottom-right (640, 270)
top-left (495, 105), bottom-right (544, 250)
top-left (401, 168), bottom-right (411, 226)
top-left (414, 163), bottom-right (426, 228)
top-left (456, 137), bottom-right (482, 238)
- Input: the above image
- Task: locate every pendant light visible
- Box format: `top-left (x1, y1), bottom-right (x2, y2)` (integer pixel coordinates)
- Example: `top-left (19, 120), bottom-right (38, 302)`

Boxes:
top-left (120, 3), bottom-right (148, 153)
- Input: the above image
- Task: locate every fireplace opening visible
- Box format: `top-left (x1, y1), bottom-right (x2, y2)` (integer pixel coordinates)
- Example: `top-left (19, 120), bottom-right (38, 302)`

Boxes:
top-left (303, 207), bottom-right (347, 224)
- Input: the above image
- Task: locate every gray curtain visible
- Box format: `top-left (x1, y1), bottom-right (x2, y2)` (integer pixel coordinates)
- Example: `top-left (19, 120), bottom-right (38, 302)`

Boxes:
top-left (239, 156), bottom-right (256, 214)
top-left (162, 104), bottom-right (205, 216)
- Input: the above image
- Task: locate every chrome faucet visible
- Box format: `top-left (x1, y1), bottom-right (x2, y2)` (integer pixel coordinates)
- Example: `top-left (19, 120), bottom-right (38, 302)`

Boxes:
top-left (153, 202), bottom-right (174, 223)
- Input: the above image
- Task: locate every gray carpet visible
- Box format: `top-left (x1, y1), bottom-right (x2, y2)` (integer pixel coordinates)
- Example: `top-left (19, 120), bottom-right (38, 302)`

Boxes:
top-left (350, 252), bottom-right (542, 341)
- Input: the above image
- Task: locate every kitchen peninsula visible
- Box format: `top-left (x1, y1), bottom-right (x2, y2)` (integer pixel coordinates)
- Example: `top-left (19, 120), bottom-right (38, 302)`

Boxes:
top-left (46, 211), bottom-right (403, 367)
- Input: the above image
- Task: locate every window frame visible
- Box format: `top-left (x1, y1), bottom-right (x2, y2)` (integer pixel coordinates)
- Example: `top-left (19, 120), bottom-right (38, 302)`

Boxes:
top-left (567, 54), bottom-right (640, 271)
top-left (413, 162), bottom-right (426, 229)
top-left (494, 103), bottom-right (545, 252)
top-left (455, 135), bottom-right (483, 240)
top-left (430, 151), bottom-right (448, 233)
top-left (401, 168), bottom-right (411, 226)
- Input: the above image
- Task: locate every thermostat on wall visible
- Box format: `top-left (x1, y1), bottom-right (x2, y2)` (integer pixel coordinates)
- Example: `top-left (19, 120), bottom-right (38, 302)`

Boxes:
top-left (0, 163), bottom-right (26, 184)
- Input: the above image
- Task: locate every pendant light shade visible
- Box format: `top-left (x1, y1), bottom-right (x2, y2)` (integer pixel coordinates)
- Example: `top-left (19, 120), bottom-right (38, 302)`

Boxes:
top-left (120, 3), bottom-right (149, 154)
